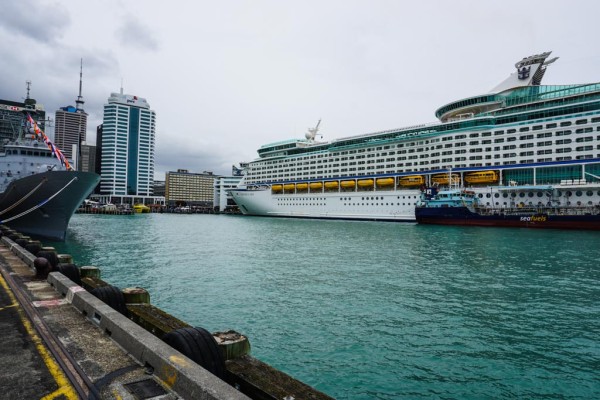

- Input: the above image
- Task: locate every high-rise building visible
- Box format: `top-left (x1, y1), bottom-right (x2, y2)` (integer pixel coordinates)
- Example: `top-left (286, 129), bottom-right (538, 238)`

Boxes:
top-left (54, 60), bottom-right (87, 163)
top-left (165, 169), bottom-right (216, 206)
top-left (100, 89), bottom-right (156, 198)
top-left (80, 142), bottom-right (96, 173)
top-left (54, 106), bottom-right (87, 161)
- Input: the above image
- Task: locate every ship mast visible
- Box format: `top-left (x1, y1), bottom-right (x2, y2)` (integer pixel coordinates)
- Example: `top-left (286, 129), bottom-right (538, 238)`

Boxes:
top-left (305, 119), bottom-right (322, 141)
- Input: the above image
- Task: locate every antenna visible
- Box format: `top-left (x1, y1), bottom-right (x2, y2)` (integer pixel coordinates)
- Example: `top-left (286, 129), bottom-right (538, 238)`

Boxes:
top-left (120, 78), bottom-right (124, 95)
top-left (305, 119), bottom-right (323, 141)
top-left (25, 80), bottom-right (32, 100)
top-left (75, 58), bottom-right (85, 111)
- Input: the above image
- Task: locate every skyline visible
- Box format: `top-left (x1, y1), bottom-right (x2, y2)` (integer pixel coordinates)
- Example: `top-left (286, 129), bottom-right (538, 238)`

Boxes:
top-left (2, 1), bottom-right (600, 180)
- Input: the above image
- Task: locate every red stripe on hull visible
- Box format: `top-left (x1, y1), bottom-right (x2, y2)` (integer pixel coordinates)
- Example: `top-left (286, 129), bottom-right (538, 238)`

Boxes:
top-left (417, 218), bottom-right (600, 230)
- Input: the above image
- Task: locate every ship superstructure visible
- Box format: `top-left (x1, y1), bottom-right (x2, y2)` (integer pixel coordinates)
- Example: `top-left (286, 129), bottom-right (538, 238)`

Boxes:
top-left (231, 52), bottom-right (600, 221)
top-left (0, 90), bottom-right (99, 240)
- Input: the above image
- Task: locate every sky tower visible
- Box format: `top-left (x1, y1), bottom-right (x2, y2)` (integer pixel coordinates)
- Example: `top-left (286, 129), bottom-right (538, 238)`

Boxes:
top-left (54, 59), bottom-right (88, 162)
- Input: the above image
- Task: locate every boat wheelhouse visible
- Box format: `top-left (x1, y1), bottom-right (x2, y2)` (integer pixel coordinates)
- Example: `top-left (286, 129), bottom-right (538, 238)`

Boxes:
top-left (230, 52), bottom-right (600, 222)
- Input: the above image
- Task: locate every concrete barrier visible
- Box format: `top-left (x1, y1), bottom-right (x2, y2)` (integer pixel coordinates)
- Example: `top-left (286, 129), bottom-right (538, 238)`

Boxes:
top-left (46, 272), bottom-right (249, 400)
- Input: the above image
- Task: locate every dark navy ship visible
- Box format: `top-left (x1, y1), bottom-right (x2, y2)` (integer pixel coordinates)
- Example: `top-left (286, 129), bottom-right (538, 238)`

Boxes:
top-left (0, 98), bottom-right (99, 240)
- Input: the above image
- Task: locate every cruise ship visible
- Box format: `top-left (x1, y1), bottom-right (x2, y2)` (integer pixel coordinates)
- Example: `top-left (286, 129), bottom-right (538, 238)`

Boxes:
top-left (230, 52), bottom-right (600, 221)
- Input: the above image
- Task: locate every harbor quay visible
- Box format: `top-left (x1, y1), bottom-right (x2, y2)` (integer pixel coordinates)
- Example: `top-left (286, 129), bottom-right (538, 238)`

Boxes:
top-left (0, 226), bottom-right (332, 399)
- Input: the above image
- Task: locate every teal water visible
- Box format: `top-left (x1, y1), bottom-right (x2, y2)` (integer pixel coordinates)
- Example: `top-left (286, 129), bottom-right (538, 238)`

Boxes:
top-left (50, 214), bottom-right (600, 399)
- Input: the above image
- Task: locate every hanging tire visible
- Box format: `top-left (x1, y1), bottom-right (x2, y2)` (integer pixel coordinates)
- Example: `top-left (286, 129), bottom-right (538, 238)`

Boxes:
top-left (162, 327), bottom-right (225, 379)
top-left (90, 285), bottom-right (128, 317)
top-left (15, 238), bottom-right (29, 248)
top-left (36, 251), bottom-right (59, 269)
top-left (25, 243), bottom-right (42, 256)
top-left (57, 263), bottom-right (81, 285)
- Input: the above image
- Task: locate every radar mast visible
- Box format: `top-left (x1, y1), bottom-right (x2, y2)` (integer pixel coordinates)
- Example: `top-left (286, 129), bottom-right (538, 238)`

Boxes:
top-left (305, 119), bottom-right (322, 141)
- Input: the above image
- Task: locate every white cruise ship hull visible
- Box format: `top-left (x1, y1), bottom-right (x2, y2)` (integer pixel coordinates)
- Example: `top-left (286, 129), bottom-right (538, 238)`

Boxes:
top-left (231, 188), bottom-right (419, 221)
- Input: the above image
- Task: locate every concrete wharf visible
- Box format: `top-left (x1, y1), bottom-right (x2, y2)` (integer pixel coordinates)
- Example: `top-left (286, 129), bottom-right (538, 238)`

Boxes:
top-left (0, 227), bottom-right (333, 399)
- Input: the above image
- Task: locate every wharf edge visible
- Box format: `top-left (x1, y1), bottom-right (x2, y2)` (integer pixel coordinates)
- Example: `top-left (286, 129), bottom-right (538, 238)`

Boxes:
top-left (0, 228), bottom-right (333, 399)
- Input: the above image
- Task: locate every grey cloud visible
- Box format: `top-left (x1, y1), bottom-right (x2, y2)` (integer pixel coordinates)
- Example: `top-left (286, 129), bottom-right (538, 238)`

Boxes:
top-left (115, 16), bottom-right (159, 51)
top-left (0, 0), bottom-right (70, 44)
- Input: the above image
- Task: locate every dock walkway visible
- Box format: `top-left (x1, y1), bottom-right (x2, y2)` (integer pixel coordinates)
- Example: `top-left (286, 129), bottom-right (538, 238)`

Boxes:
top-left (0, 237), bottom-right (247, 399)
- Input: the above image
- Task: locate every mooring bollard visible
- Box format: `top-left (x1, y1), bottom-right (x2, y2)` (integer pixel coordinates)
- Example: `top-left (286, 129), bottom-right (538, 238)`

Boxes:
top-left (34, 257), bottom-right (52, 280)
top-left (122, 287), bottom-right (150, 304)
top-left (80, 266), bottom-right (101, 279)
top-left (58, 254), bottom-right (73, 264)
top-left (213, 330), bottom-right (251, 360)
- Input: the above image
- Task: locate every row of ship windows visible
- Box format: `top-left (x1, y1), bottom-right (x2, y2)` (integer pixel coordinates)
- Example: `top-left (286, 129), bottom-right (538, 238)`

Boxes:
top-left (277, 201), bottom-right (416, 207)
top-left (479, 191), bottom-right (600, 198)
top-left (249, 152), bottom-right (599, 176)
top-left (276, 195), bottom-right (419, 201)
top-left (258, 120), bottom-right (600, 166)
top-left (247, 157), bottom-right (598, 181)
top-left (253, 133), bottom-right (600, 172)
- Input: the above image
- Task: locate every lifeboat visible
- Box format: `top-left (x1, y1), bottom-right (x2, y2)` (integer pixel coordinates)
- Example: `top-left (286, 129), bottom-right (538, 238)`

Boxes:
top-left (398, 175), bottom-right (424, 187)
top-left (283, 183), bottom-right (296, 191)
top-left (432, 173), bottom-right (460, 185)
top-left (341, 180), bottom-right (356, 189)
top-left (272, 184), bottom-right (283, 192)
top-left (357, 179), bottom-right (374, 187)
top-left (296, 183), bottom-right (308, 191)
top-left (376, 178), bottom-right (395, 187)
top-left (464, 170), bottom-right (499, 184)
top-left (324, 181), bottom-right (339, 190)
top-left (309, 182), bottom-right (323, 190)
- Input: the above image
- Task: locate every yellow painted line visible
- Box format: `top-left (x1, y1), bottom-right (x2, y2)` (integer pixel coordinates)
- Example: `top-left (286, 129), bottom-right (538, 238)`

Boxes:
top-left (0, 272), bottom-right (78, 400)
top-left (0, 303), bottom-right (18, 311)
top-left (111, 388), bottom-right (124, 400)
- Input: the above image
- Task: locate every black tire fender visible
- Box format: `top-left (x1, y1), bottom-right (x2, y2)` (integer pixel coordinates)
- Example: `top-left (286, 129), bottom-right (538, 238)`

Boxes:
top-left (57, 263), bottom-right (82, 285)
top-left (36, 251), bottom-right (59, 269)
top-left (90, 285), bottom-right (129, 317)
top-left (162, 327), bottom-right (225, 379)
top-left (25, 243), bottom-right (42, 256)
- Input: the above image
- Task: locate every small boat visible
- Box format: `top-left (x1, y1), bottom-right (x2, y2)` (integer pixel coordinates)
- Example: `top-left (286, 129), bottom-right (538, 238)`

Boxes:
top-left (341, 180), bottom-right (356, 189)
top-left (309, 182), bottom-right (323, 190)
top-left (376, 178), bottom-right (395, 187)
top-left (283, 183), bottom-right (295, 191)
top-left (296, 183), bottom-right (308, 191)
top-left (271, 184), bottom-right (283, 192)
top-left (431, 173), bottom-right (460, 185)
top-left (133, 203), bottom-right (150, 213)
top-left (464, 170), bottom-right (498, 184)
top-left (415, 186), bottom-right (600, 230)
top-left (324, 181), bottom-right (339, 189)
top-left (398, 175), bottom-right (424, 187)
top-left (357, 179), bottom-right (374, 187)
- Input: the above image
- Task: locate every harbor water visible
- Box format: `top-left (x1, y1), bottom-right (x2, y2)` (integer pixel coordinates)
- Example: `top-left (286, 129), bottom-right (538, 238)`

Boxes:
top-left (50, 214), bottom-right (600, 399)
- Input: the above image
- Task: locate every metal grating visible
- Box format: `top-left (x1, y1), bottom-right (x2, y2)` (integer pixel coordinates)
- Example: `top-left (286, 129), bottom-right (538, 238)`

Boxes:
top-left (124, 379), bottom-right (167, 399)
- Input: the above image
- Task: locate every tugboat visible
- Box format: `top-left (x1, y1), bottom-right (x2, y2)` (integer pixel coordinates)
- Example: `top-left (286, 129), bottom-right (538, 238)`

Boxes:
top-left (415, 184), bottom-right (600, 230)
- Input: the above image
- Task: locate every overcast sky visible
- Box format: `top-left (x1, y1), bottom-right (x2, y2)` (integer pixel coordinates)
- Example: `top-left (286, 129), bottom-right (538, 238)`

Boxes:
top-left (2, 1), bottom-right (600, 180)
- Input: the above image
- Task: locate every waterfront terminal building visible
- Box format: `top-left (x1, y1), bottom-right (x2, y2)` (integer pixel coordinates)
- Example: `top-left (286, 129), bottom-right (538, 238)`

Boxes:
top-left (214, 175), bottom-right (243, 212)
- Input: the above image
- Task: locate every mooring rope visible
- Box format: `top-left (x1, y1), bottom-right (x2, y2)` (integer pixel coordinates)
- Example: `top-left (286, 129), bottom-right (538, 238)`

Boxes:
top-left (0, 176), bottom-right (79, 224)
top-left (0, 178), bottom-right (47, 216)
